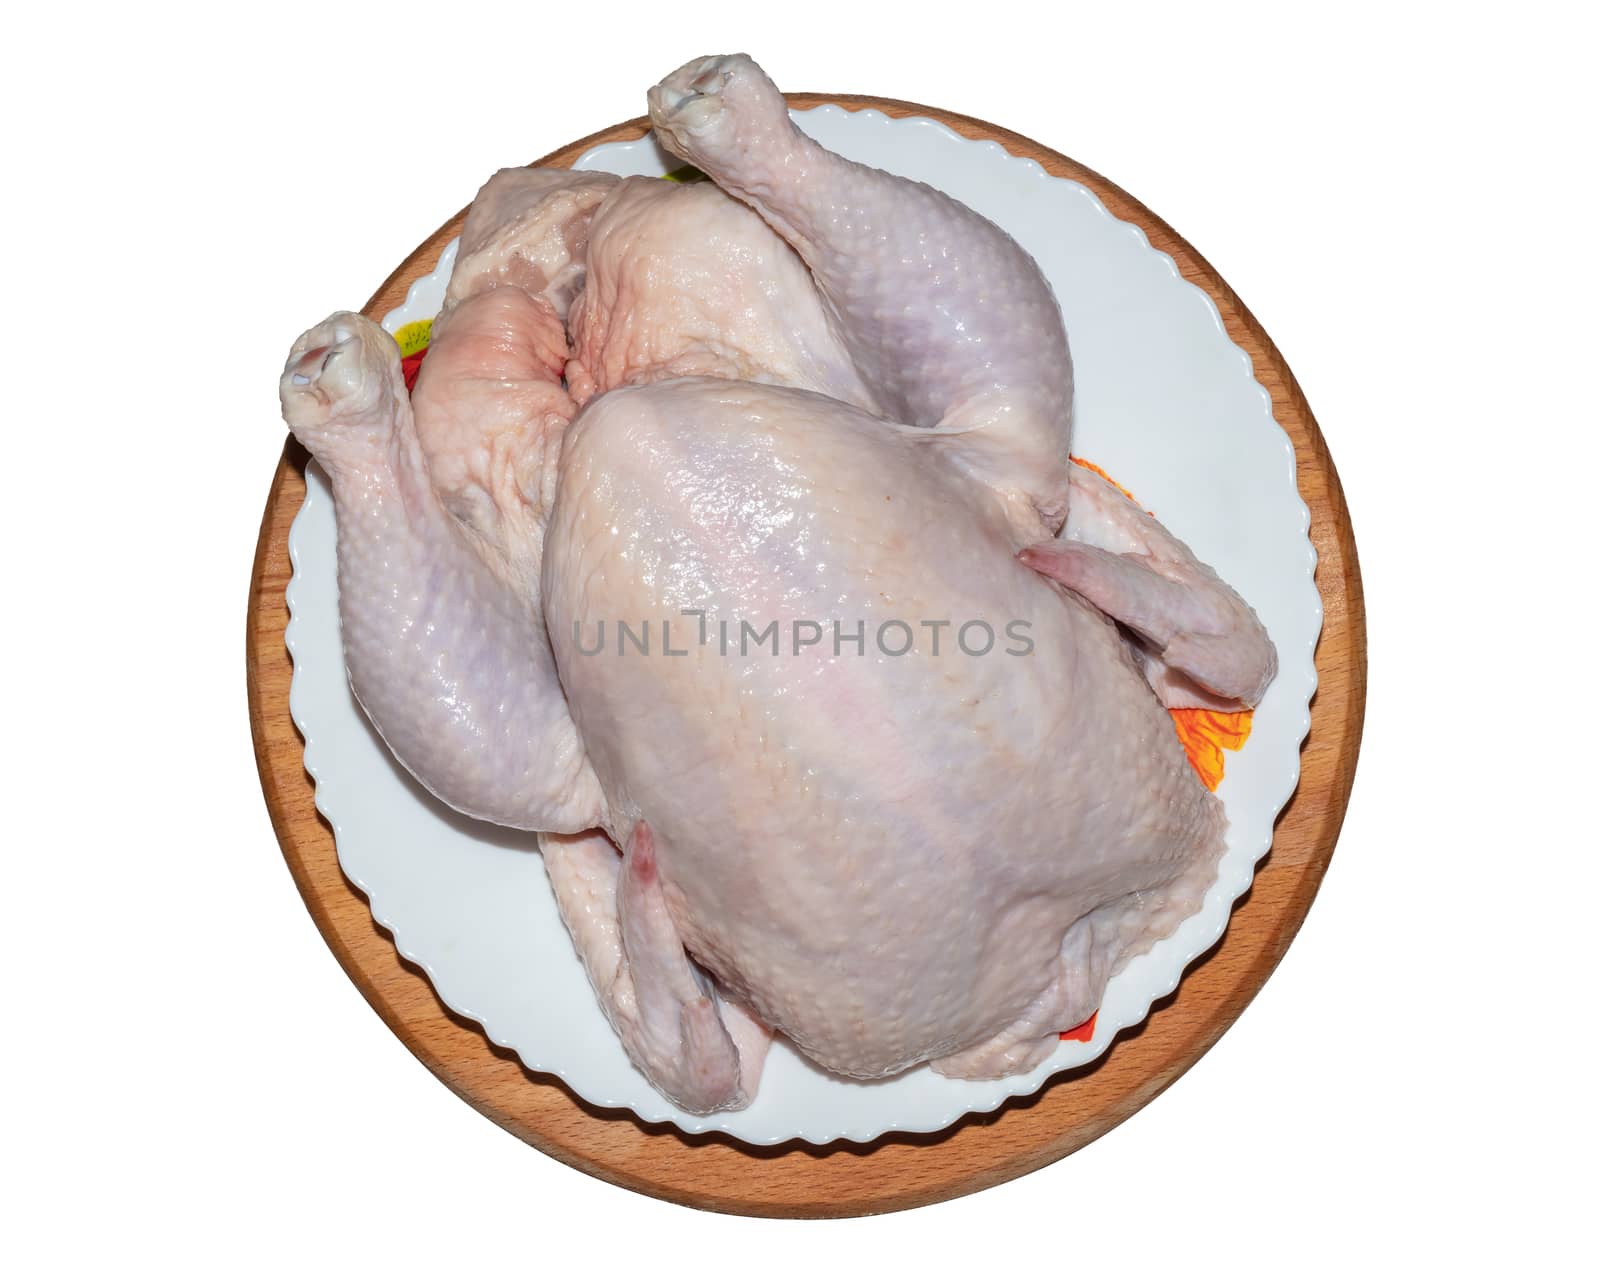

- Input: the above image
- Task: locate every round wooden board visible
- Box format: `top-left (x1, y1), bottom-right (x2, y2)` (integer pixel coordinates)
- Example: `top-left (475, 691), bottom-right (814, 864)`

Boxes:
top-left (247, 95), bottom-right (1365, 1218)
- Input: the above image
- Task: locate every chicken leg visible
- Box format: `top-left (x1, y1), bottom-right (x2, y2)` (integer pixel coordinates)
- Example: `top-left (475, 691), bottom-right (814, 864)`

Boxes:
top-left (279, 313), bottom-right (602, 831)
top-left (648, 53), bottom-right (1074, 536)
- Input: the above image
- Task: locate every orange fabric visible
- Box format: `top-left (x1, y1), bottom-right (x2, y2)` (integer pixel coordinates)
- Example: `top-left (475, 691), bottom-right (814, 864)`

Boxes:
top-left (1069, 454), bottom-right (1139, 503)
top-left (1169, 708), bottom-right (1253, 792)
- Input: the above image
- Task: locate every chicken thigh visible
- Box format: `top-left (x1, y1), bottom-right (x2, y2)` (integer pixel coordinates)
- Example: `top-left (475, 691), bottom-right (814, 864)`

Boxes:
top-left (279, 311), bottom-right (601, 831)
top-left (649, 56), bottom-right (1075, 540)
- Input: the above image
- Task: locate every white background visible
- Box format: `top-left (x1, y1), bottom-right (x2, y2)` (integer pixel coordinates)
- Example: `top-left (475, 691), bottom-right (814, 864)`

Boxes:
top-left (3, 2), bottom-right (1593, 1261)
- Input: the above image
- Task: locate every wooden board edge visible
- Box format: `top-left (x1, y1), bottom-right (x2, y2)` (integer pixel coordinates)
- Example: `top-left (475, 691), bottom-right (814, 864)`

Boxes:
top-left (245, 95), bottom-right (1366, 1216)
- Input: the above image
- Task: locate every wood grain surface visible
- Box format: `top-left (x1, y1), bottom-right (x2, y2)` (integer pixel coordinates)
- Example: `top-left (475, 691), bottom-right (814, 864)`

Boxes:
top-left (246, 95), bottom-right (1366, 1218)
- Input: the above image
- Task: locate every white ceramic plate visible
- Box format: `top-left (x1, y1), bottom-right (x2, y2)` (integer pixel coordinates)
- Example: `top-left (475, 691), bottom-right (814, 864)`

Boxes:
top-left (286, 106), bottom-right (1320, 1145)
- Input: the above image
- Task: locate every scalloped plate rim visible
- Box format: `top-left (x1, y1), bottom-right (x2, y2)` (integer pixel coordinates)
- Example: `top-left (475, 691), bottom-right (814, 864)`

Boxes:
top-left (282, 104), bottom-right (1321, 1146)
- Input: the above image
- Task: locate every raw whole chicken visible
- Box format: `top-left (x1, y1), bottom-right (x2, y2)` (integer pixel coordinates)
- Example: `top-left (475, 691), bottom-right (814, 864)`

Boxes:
top-left (279, 54), bottom-right (1276, 1113)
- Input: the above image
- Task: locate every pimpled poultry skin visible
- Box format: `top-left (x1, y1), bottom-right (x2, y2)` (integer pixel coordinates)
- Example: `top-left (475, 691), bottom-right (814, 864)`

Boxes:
top-left (566, 176), bottom-right (878, 413)
top-left (279, 53), bottom-right (1275, 1113)
top-left (543, 378), bottom-right (1225, 1080)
